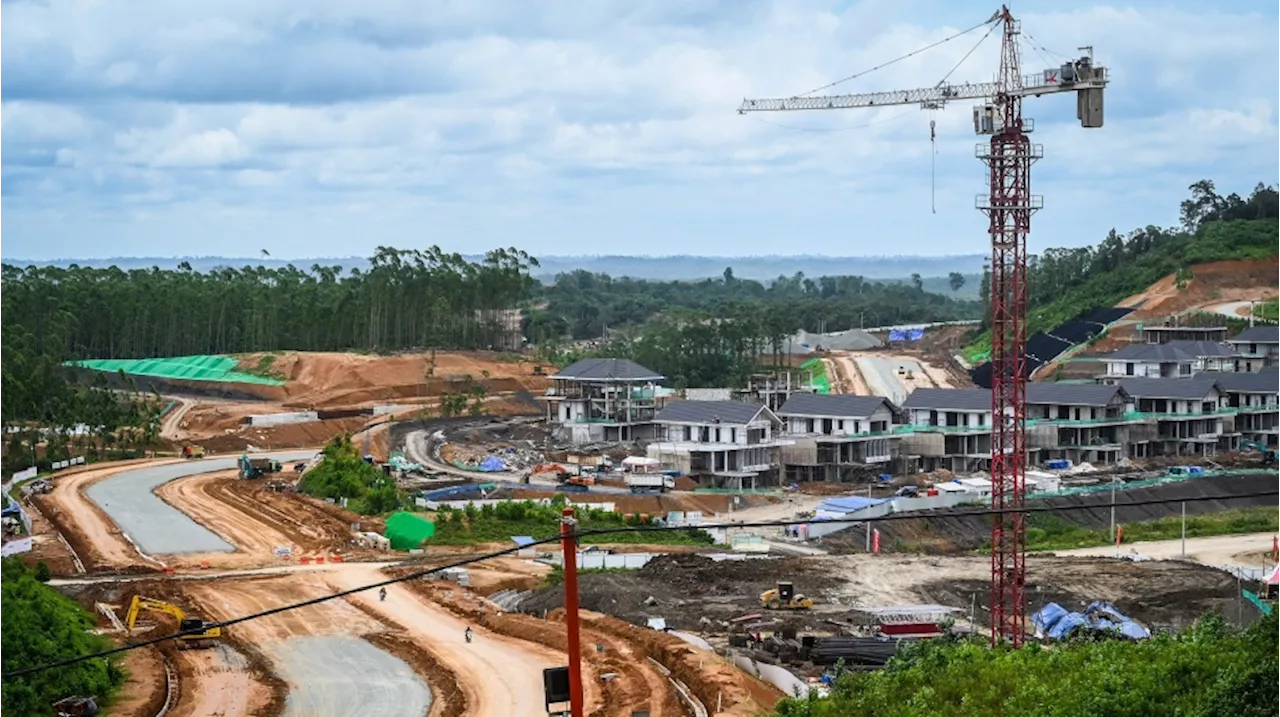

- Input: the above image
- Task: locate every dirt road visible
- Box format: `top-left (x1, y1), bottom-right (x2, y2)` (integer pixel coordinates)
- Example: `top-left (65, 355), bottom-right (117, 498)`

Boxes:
top-left (1053, 532), bottom-right (1277, 569)
top-left (185, 574), bottom-right (431, 717)
top-left (329, 564), bottom-right (562, 717)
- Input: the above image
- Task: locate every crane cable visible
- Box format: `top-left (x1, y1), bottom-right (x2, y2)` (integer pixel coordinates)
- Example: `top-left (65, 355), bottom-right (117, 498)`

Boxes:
top-left (795, 13), bottom-right (1001, 98)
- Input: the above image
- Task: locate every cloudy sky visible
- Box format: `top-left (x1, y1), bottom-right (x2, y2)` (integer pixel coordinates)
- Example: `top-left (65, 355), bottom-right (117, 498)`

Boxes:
top-left (2, 0), bottom-right (1277, 261)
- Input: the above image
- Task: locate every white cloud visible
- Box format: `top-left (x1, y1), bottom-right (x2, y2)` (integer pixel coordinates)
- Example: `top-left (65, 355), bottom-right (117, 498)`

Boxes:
top-left (1, 0), bottom-right (1276, 259)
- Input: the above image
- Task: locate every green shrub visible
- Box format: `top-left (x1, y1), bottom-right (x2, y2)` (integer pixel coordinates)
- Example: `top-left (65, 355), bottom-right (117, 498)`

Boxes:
top-left (299, 434), bottom-right (401, 515)
top-left (426, 500), bottom-right (714, 546)
top-left (2, 559), bottom-right (124, 716)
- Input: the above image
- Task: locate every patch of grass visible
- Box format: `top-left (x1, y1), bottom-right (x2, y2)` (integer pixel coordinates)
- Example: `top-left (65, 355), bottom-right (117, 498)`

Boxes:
top-left (1257, 298), bottom-right (1278, 322)
top-left (1024, 507), bottom-right (1278, 552)
top-left (426, 498), bottom-right (714, 547)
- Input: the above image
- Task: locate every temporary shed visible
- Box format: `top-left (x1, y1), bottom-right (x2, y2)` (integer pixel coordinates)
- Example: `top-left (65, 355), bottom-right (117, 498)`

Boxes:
top-left (815, 496), bottom-right (888, 517)
top-left (384, 512), bottom-right (436, 551)
top-left (511, 535), bottom-right (537, 558)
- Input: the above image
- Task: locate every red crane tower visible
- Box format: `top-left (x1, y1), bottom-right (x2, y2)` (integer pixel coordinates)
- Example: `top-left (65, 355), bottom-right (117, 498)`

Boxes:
top-left (738, 6), bottom-right (1107, 646)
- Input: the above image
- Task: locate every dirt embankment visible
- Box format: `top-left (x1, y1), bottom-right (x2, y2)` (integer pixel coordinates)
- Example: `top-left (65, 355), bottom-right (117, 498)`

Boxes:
top-left (406, 579), bottom-right (681, 717)
top-left (580, 611), bottom-right (784, 717)
top-left (154, 470), bottom-right (381, 569)
top-left (1119, 257), bottom-right (1279, 318)
top-left (829, 472), bottom-right (1278, 555)
top-left (237, 351), bottom-right (553, 409)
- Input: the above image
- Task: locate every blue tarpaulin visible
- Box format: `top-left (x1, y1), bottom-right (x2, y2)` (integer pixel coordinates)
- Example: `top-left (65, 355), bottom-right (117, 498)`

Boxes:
top-left (907, 328), bottom-right (925, 341)
top-left (1033, 601), bottom-right (1150, 641)
top-left (888, 329), bottom-right (907, 342)
top-left (478, 456), bottom-right (506, 472)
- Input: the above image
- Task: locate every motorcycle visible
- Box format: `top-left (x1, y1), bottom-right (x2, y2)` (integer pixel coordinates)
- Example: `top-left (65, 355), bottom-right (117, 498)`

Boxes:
top-left (464, 629), bottom-right (473, 644)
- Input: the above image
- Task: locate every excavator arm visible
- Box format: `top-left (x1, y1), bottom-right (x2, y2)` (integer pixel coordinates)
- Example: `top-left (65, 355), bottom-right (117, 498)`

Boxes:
top-left (125, 595), bottom-right (186, 632)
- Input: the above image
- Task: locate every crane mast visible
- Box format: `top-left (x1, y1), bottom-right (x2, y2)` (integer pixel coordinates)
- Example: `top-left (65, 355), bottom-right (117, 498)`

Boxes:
top-left (739, 5), bottom-right (1107, 647)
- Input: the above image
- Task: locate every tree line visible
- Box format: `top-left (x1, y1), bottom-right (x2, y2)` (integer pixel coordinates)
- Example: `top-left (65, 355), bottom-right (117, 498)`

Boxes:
top-left (526, 267), bottom-right (981, 343)
top-left (1, 247), bottom-right (539, 360)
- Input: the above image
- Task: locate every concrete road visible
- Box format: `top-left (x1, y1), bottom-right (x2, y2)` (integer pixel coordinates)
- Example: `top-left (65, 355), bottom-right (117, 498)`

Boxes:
top-left (85, 451), bottom-right (316, 555)
top-left (1203, 301), bottom-right (1256, 320)
top-left (265, 636), bottom-right (432, 717)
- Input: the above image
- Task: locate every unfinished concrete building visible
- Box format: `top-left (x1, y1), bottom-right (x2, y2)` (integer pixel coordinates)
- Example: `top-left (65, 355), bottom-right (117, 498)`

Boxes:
top-left (1101, 341), bottom-right (1237, 379)
top-left (1227, 325), bottom-right (1280, 371)
top-left (776, 394), bottom-right (899, 482)
top-left (1214, 368), bottom-right (1279, 447)
top-left (900, 388), bottom-right (994, 473)
top-left (647, 400), bottom-right (789, 488)
top-left (539, 358), bottom-right (667, 444)
top-left (1118, 377), bottom-right (1239, 457)
top-left (1023, 383), bottom-right (1145, 466)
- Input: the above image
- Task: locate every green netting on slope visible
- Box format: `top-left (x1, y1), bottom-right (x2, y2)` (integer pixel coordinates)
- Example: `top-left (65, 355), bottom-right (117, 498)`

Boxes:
top-left (799, 358), bottom-right (831, 395)
top-left (67, 355), bottom-right (286, 386)
top-left (384, 511), bottom-right (436, 550)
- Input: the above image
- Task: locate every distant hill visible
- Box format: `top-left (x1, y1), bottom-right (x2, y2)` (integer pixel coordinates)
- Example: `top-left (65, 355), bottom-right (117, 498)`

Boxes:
top-left (8, 253), bottom-right (987, 285)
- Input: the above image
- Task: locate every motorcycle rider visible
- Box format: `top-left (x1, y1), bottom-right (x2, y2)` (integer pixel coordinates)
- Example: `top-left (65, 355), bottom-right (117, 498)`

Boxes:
top-left (379, 587), bottom-right (387, 602)
top-left (464, 626), bottom-right (473, 643)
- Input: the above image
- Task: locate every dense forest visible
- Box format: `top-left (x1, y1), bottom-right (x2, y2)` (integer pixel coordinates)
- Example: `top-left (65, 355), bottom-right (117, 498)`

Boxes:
top-left (1, 247), bottom-right (539, 358)
top-left (773, 610), bottom-right (1276, 717)
top-left (525, 268), bottom-right (980, 342)
top-left (967, 181), bottom-right (1279, 357)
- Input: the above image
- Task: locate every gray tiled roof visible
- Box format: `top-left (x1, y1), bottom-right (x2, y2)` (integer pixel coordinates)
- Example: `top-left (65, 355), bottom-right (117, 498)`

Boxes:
top-left (777, 393), bottom-right (893, 418)
top-left (553, 358), bottom-right (664, 381)
top-left (1211, 369), bottom-right (1280, 394)
top-left (1026, 383), bottom-right (1128, 407)
top-left (1105, 341), bottom-right (1235, 362)
top-left (1119, 376), bottom-right (1222, 400)
top-left (1229, 326), bottom-right (1280, 344)
top-left (902, 388), bottom-right (990, 412)
top-left (655, 400), bottom-right (771, 425)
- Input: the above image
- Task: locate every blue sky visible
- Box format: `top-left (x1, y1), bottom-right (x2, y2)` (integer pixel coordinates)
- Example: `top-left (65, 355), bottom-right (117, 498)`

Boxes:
top-left (2, 0), bottom-right (1277, 261)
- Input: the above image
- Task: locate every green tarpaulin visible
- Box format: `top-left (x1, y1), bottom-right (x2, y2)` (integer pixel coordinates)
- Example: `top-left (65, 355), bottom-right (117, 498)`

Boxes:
top-left (68, 355), bottom-right (286, 386)
top-left (384, 512), bottom-right (436, 551)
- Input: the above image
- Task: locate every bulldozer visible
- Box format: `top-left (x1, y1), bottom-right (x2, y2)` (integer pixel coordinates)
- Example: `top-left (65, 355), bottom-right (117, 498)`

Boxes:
top-left (182, 445), bottom-right (206, 459)
top-left (125, 595), bottom-right (222, 649)
top-left (760, 581), bottom-right (814, 610)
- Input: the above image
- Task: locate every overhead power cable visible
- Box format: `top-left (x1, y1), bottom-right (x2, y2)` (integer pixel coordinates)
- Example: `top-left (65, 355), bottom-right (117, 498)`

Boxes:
top-left (795, 14), bottom-right (1001, 98)
top-left (6, 487), bottom-right (1276, 679)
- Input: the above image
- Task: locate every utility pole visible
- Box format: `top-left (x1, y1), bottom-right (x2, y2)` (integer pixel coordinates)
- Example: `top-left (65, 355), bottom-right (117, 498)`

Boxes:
top-left (1109, 475), bottom-right (1117, 542)
top-left (559, 508), bottom-right (585, 717)
top-left (738, 6), bottom-right (1106, 646)
top-left (1180, 501), bottom-right (1187, 558)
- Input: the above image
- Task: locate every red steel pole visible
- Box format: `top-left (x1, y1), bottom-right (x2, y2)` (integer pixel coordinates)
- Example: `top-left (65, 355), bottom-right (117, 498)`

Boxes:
top-left (560, 507), bottom-right (585, 717)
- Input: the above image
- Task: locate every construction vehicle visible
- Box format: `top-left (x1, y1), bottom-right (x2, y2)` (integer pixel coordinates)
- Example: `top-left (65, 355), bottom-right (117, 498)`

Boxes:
top-left (760, 581), bottom-right (814, 610)
top-left (52, 696), bottom-right (99, 717)
top-left (239, 454), bottom-right (281, 479)
top-left (125, 595), bottom-right (222, 649)
top-left (182, 445), bottom-right (206, 459)
top-left (1241, 439), bottom-right (1278, 465)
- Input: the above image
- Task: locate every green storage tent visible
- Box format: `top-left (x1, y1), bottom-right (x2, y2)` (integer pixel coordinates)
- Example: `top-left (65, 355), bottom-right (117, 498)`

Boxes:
top-left (384, 512), bottom-right (436, 550)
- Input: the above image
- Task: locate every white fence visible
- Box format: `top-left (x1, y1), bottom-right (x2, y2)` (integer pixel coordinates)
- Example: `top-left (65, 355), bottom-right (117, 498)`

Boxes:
top-left (247, 411), bottom-right (320, 426)
top-left (48, 456), bottom-right (87, 471)
top-left (1, 537), bottom-right (34, 557)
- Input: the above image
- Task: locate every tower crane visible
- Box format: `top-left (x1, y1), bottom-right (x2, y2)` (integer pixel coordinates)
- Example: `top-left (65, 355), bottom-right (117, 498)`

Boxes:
top-left (738, 5), bottom-right (1107, 646)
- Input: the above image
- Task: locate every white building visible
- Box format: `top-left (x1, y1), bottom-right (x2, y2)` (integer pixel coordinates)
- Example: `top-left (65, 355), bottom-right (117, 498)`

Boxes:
top-left (1102, 340), bottom-right (1236, 379)
top-left (648, 400), bottom-right (790, 488)
top-left (538, 358), bottom-right (667, 444)
top-left (776, 393), bottom-right (899, 482)
top-left (1226, 326), bottom-right (1280, 371)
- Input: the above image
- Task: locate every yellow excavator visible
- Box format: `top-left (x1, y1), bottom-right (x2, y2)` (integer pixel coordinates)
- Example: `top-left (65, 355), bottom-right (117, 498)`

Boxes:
top-left (760, 581), bottom-right (814, 610)
top-left (124, 595), bottom-right (222, 649)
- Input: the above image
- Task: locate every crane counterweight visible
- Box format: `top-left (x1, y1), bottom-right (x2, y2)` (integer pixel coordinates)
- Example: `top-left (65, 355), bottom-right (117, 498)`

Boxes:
top-left (738, 4), bottom-right (1107, 647)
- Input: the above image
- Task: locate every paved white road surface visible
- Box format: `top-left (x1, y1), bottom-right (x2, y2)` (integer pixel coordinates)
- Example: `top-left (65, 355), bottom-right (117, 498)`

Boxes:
top-left (85, 451), bottom-right (316, 554)
top-left (266, 636), bottom-right (432, 717)
top-left (1054, 531), bottom-right (1277, 570)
